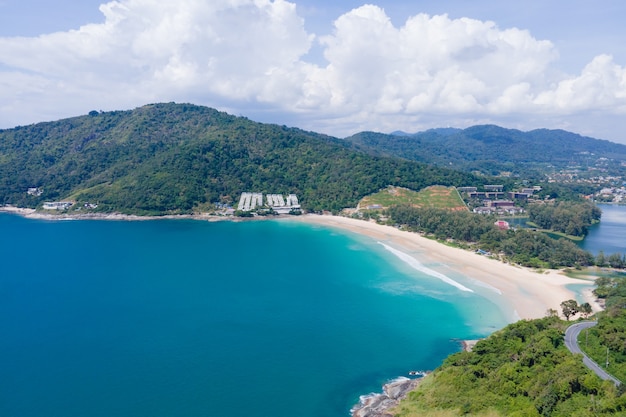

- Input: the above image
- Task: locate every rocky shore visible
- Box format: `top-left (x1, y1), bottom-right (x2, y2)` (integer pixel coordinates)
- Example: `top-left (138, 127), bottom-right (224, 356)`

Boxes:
top-left (0, 205), bottom-right (229, 221)
top-left (350, 376), bottom-right (423, 417)
top-left (350, 341), bottom-right (478, 417)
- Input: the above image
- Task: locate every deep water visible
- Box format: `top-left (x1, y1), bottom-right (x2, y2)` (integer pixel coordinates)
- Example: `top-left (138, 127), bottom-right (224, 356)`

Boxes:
top-left (1, 214), bottom-right (501, 417)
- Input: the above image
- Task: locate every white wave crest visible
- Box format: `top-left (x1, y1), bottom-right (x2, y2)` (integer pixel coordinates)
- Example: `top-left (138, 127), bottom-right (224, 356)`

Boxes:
top-left (378, 242), bottom-right (474, 292)
top-left (468, 278), bottom-right (502, 295)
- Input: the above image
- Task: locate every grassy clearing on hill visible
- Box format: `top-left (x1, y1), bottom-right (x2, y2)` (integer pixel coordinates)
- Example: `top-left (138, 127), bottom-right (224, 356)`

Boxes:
top-left (359, 185), bottom-right (468, 211)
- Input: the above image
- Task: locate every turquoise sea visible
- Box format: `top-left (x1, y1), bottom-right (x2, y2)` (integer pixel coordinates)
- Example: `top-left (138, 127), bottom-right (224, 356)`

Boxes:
top-left (0, 214), bottom-right (510, 417)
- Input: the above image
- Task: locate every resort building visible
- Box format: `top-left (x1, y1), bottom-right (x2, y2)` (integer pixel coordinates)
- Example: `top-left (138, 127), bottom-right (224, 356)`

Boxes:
top-left (27, 187), bottom-right (43, 196)
top-left (237, 192), bottom-right (300, 214)
top-left (484, 185), bottom-right (504, 192)
top-left (43, 201), bottom-right (73, 210)
top-left (494, 220), bottom-right (511, 230)
top-left (457, 186), bottom-right (477, 193)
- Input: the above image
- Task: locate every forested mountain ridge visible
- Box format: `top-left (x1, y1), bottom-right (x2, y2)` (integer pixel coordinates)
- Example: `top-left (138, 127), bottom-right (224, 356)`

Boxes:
top-left (393, 278), bottom-right (626, 416)
top-left (345, 125), bottom-right (626, 177)
top-left (0, 103), bottom-right (477, 214)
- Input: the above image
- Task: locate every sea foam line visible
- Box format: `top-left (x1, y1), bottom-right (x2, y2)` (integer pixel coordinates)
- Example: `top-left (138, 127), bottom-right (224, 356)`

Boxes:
top-left (378, 242), bottom-right (474, 292)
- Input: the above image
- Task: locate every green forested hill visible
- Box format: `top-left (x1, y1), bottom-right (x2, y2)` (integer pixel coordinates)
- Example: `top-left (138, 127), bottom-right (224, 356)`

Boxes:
top-left (0, 103), bottom-right (476, 214)
top-left (394, 316), bottom-right (626, 417)
top-left (345, 125), bottom-right (626, 177)
top-left (393, 278), bottom-right (626, 416)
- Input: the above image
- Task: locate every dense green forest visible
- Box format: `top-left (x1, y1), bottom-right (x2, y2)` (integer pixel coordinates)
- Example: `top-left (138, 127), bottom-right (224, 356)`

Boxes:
top-left (528, 201), bottom-right (602, 237)
top-left (386, 205), bottom-right (597, 268)
top-left (0, 103), bottom-right (477, 214)
top-left (393, 316), bottom-right (626, 416)
top-left (345, 126), bottom-right (626, 178)
top-left (582, 276), bottom-right (626, 383)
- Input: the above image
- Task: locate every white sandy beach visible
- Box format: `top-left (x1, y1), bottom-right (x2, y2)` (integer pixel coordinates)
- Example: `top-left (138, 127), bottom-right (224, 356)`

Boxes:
top-left (291, 214), bottom-right (599, 321)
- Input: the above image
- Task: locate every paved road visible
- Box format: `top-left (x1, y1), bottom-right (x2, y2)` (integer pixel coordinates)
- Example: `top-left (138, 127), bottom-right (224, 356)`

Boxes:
top-left (564, 321), bottom-right (621, 386)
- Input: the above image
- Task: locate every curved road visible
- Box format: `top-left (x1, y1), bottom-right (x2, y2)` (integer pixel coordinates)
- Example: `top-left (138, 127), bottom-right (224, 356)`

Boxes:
top-left (564, 321), bottom-right (621, 386)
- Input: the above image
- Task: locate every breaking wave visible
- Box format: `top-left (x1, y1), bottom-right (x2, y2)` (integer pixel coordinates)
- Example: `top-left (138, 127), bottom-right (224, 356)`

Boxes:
top-left (378, 242), bottom-right (474, 292)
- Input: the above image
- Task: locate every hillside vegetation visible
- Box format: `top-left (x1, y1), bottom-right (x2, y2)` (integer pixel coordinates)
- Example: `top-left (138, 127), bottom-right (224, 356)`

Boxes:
top-left (393, 276), bottom-right (626, 417)
top-left (0, 103), bottom-right (475, 214)
top-left (394, 316), bottom-right (626, 417)
top-left (582, 276), bottom-right (626, 383)
top-left (345, 126), bottom-right (626, 178)
top-left (358, 185), bottom-right (467, 211)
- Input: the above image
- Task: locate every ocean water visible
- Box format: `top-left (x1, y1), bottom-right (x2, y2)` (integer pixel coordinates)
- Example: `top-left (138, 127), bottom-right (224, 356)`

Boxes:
top-left (579, 204), bottom-right (626, 256)
top-left (0, 214), bottom-right (507, 417)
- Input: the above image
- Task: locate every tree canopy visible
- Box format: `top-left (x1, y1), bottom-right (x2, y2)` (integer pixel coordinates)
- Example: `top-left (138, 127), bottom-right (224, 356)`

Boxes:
top-left (0, 103), bottom-right (478, 214)
top-left (395, 316), bottom-right (626, 416)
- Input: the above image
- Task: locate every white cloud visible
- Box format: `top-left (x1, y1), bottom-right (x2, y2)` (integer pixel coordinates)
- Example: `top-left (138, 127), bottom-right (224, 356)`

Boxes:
top-left (1, 1), bottom-right (626, 142)
top-left (314, 7), bottom-right (558, 116)
top-left (0, 0), bottom-right (314, 119)
top-left (534, 54), bottom-right (626, 112)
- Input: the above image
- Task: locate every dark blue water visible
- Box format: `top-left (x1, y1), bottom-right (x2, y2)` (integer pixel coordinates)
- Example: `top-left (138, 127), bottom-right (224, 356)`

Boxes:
top-left (0, 214), bottom-right (501, 417)
top-left (579, 204), bottom-right (626, 256)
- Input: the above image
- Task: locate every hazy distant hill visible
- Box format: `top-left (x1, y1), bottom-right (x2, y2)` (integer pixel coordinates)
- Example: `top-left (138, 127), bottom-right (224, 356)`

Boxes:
top-left (346, 125), bottom-right (626, 177)
top-left (0, 103), bottom-right (476, 214)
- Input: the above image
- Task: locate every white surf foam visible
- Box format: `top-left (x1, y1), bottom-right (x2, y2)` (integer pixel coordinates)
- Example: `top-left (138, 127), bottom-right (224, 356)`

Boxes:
top-left (468, 278), bottom-right (502, 295)
top-left (378, 242), bottom-right (474, 292)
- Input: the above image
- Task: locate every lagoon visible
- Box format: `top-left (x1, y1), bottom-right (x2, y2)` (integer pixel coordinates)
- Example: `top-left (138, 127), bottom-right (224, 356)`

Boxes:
top-left (578, 204), bottom-right (626, 256)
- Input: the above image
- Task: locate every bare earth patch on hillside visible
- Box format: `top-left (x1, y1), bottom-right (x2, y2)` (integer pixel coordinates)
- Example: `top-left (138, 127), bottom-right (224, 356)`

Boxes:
top-left (358, 185), bottom-right (468, 211)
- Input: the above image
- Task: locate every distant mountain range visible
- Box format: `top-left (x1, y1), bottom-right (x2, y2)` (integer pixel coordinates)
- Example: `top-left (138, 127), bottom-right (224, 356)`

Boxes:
top-left (1, 102), bottom-right (624, 214)
top-left (346, 125), bottom-right (626, 178)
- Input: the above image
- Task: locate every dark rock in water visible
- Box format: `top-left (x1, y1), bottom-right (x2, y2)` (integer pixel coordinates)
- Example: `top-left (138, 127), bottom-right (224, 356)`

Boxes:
top-left (351, 377), bottom-right (422, 417)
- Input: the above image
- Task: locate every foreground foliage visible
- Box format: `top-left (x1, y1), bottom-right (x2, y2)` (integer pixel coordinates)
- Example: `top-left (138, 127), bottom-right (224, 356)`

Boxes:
top-left (394, 317), bottom-right (626, 417)
top-left (582, 277), bottom-right (626, 383)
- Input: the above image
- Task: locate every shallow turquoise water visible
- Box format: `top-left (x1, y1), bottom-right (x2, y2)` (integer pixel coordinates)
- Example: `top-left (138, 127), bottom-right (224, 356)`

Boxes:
top-left (0, 214), bottom-right (505, 417)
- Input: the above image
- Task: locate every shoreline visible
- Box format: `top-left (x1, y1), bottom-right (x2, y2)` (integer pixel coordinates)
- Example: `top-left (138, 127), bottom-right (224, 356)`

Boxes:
top-left (2, 207), bottom-right (604, 417)
top-left (0, 206), bottom-right (602, 320)
top-left (288, 214), bottom-right (599, 321)
top-left (0, 206), bottom-right (232, 222)
top-left (1, 206), bottom-right (600, 320)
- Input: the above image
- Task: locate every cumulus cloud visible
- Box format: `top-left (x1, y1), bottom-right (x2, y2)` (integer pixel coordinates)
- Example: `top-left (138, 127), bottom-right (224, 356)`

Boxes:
top-left (0, 0), bottom-right (314, 119)
top-left (534, 54), bottom-right (626, 112)
top-left (1, 1), bottom-right (626, 141)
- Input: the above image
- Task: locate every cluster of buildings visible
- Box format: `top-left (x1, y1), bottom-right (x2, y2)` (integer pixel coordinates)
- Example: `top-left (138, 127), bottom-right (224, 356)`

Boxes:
top-left (41, 201), bottom-right (98, 210)
top-left (237, 192), bottom-right (300, 214)
top-left (458, 185), bottom-right (541, 202)
top-left (42, 201), bottom-right (73, 210)
top-left (458, 185), bottom-right (540, 215)
top-left (595, 186), bottom-right (626, 203)
top-left (238, 192), bottom-right (264, 211)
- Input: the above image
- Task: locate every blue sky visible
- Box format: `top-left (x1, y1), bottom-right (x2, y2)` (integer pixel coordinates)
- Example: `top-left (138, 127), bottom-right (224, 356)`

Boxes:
top-left (1, 0), bottom-right (626, 143)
